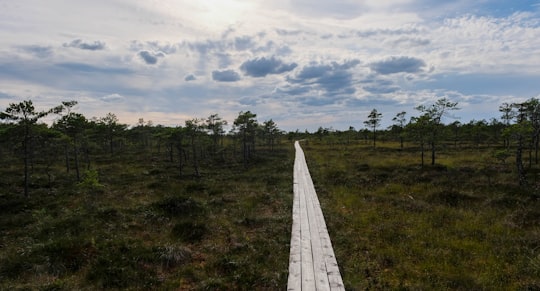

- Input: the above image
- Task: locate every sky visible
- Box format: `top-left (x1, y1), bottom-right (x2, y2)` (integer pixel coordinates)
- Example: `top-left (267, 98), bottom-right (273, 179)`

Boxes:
top-left (1, 0), bottom-right (540, 131)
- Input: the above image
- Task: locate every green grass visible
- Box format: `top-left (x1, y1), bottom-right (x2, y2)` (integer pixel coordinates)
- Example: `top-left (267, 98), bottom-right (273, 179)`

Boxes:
top-left (305, 141), bottom-right (540, 290)
top-left (3, 139), bottom-right (540, 289)
top-left (0, 145), bottom-right (293, 290)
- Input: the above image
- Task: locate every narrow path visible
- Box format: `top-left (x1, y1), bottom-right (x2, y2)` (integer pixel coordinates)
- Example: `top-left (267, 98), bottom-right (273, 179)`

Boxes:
top-left (287, 141), bottom-right (345, 291)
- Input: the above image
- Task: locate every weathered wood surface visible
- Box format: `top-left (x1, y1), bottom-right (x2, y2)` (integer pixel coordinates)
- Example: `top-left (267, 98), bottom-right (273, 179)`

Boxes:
top-left (288, 141), bottom-right (345, 291)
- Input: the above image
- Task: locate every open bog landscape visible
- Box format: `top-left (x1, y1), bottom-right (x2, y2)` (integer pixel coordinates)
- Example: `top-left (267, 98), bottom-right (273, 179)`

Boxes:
top-left (1, 108), bottom-right (540, 289)
top-left (0, 136), bottom-right (294, 290)
top-left (2, 1), bottom-right (540, 290)
top-left (304, 141), bottom-right (540, 289)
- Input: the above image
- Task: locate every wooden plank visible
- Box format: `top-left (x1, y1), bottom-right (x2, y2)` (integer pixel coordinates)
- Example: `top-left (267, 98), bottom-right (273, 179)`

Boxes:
top-left (298, 145), bottom-right (330, 290)
top-left (287, 141), bottom-right (345, 291)
top-left (287, 175), bottom-right (301, 291)
top-left (303, 173), bottom-right (331, 291)
top-left (299, 167), bottom-right (316, 290)
top-left (305, 163), bottom-right (345, 291)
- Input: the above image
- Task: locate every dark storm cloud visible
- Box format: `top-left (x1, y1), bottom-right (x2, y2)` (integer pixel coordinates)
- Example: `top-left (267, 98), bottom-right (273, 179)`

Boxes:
top-left (138, 51), bottom-right (165, 65)
top-left (185, 74), bottom-right (197, 81)
top-left (370, 56), bottom-right (426, 75)
top-left (63, 39), bottom-right (106, 50)
top-left (19, 45), bottom-right (54, 58)
top-left (212, 69), bottom-right (241, 82)
top-left (240, 57), bottom-right (298, 77)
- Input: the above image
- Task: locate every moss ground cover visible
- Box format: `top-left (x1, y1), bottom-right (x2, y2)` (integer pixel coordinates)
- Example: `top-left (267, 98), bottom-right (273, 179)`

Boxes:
top-left (304, 141), bottom-right (540, 290)
top-left (2, 137), bottom-right (540, 290)
top-left (0, 145), bottom-right (293, 290)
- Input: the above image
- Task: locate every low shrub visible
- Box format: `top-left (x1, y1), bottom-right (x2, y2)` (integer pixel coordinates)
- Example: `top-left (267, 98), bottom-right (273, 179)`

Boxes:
top-left (33, 237), bottom-right (96, 275)
top-left (171, 221), bottom-right (207, 242)
top-left (86, 240), bottom-right (157, 289)
top-left (0, 252), bottom-right (32, 279)
top-left (355, 163), bottom-right (370, 172)
top-left (427, 190), bottom-right (480, 207)
top-left (77, 169), bottom-right (104, 190)
top-left (325, 168), bottom-right (350, 186)
top-left (153, 196), bottom-right (204, 218)
top-left (185, 182), bottom-right (207, 193)
top-left (153, 244), bottom-right (192, 269)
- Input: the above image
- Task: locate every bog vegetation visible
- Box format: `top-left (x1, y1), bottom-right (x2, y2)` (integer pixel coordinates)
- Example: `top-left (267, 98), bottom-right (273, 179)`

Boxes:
top-left (0, 101), bottom-right (291, 289)
top-left (1, 97), bottom-right (540, 289)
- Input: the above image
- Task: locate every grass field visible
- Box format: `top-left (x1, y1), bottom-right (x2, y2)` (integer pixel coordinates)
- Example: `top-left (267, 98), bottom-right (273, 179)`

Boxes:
top-left (1, 139), bottom-right (540, 290)
top-left (0, 146), bottom-right (293, 290)
top-left (304, 141), bottom-right (540, 290)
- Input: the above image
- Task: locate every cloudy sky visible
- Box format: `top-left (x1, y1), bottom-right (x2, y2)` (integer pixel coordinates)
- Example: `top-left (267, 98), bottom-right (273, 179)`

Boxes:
top-left (1, 0), bottom-right (540, 131)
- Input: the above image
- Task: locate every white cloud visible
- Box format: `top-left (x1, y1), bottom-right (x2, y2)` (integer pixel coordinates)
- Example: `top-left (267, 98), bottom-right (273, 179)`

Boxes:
top-left (1, 1), bottom-right (540, 131)
top-left (212, 69), bottom-right (241, 82)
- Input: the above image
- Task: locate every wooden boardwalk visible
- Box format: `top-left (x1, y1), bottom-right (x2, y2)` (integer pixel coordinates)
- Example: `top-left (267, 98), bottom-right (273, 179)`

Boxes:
top-left (287, 141), bottom-right (345, 291)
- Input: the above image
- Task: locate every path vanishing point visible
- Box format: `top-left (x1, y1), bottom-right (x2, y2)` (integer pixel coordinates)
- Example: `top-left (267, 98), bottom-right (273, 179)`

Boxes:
top-left (287, 141), bottom-right (345, 291)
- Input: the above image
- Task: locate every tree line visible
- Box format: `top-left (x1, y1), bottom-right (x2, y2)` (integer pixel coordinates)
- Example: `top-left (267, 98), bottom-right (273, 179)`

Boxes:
top-left (311, 97), bottom-right (540, 188)
top-left (3, 96), bottom-right (540, 197)
top-left (0, 100), bottom-right (282, 197)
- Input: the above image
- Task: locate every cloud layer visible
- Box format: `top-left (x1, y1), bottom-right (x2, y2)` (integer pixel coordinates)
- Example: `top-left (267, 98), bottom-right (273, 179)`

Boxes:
top-left (212, 70), bottom-right (241, 82)
top-left (240, 57), bottom-right (298, 77)
top-left (138, 51), bottom-right (165, 65)
top-left (0, 1), bottom-right (539, 130)
top-left (370, 56), bottom-right (426, 75)
top-left (63, 39), bottom-right (106, 51)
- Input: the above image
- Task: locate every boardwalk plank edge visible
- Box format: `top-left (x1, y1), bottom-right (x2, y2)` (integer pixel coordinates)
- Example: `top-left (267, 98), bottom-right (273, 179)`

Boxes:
top-left (287, 141), bottom-right (345, 291)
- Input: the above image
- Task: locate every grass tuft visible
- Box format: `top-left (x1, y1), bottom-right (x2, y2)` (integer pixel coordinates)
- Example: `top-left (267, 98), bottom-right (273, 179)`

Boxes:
top-left (153, 196), bottom-right (205, 218)
top-left (305, 141), bottom-right (540, 290)
top-left (171, 221), bottom-right (207, 242)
